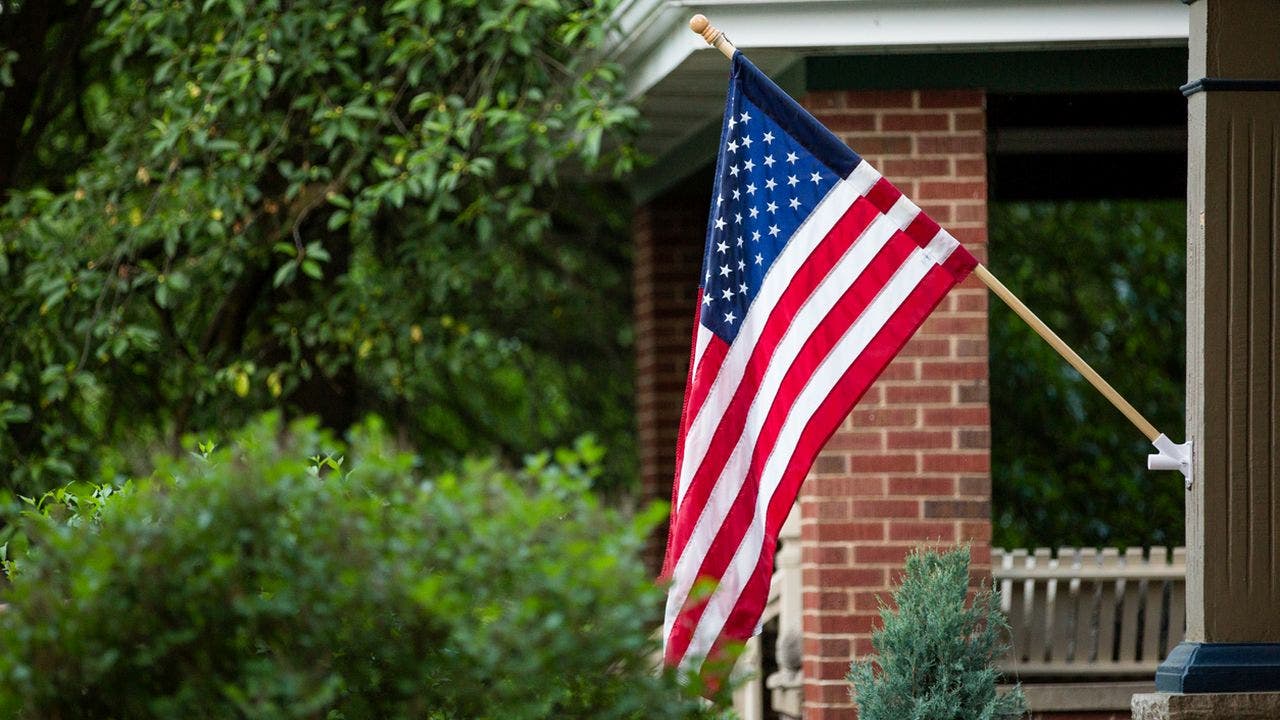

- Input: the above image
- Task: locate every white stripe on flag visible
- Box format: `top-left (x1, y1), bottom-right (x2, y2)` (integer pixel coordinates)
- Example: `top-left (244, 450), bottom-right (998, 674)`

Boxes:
top-left (661, 210), bottom-right (901, 642)
top-left (681, 245), bottom-right (940, 666)
top-left (673, 176), bottom-right (867, 509)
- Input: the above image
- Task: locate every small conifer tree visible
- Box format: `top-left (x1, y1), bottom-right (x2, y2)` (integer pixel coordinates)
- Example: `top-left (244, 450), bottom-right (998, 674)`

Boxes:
top-left (848, 546), bottom-right (1026, 720)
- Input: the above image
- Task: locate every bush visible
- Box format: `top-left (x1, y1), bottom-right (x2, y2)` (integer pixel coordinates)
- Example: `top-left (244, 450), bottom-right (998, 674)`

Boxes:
top-left (847, 547), bottom-right (1026, 720)
top-left (0, 415), bottom-right (712, 719)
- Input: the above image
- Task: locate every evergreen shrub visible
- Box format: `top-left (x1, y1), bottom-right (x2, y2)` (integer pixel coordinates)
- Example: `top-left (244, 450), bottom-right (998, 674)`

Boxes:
top-left (848, 546), bottom-right (1026, 720)
top-left (0, 415), bottom-right (713, 719)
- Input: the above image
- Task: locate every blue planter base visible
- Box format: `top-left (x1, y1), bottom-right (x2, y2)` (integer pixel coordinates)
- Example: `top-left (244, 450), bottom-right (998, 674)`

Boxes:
top-left (1155, 642), bottom-right (1280, 693)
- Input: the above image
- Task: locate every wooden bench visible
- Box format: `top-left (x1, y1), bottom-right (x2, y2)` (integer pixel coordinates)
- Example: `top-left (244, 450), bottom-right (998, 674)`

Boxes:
top-left (995, 546), bottom-right (1187, 678)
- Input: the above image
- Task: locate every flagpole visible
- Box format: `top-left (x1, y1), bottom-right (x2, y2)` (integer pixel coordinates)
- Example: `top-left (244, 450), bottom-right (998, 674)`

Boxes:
top-left (686, 13), bottom-right (1171, 450)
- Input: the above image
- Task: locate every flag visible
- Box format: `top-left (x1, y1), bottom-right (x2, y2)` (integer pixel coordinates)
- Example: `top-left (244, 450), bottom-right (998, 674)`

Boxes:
top-left (661, 52), bottom-right (978, 671)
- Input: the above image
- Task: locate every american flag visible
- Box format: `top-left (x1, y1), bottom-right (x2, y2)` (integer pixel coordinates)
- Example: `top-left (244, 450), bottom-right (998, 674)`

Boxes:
top-left (661, 53), bottom-right (977, 671)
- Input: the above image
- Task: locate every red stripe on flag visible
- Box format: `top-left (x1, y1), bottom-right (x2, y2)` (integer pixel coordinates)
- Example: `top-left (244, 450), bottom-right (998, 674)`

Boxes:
top-left (701, 262), bottom-right (966, 663)
top-left (663, 231), bottom-right (919, 664)
top-left (666, 196), bottom-right (882, 571)
top-left (865, 177), bottom-right (903, 215)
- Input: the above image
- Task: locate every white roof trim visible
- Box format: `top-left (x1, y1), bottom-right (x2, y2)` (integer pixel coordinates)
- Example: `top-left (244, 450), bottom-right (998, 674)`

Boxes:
top-left (611, 0), bottom-right (1190, 100)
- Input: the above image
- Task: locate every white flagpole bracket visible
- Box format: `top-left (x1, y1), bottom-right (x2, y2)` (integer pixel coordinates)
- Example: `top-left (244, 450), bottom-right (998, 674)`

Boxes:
top-left (1148, 434), bottom-right (1193, 489)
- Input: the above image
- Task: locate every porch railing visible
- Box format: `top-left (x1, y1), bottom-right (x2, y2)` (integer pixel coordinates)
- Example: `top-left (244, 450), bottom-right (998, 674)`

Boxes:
top-left (732, 538), bottom-right (1187, 719)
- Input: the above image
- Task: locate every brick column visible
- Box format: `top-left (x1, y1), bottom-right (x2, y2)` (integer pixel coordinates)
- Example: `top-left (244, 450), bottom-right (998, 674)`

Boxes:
top-left (797, 89), bottom-right (992, 720)
top-left (634, 177), bottom-right (707, 572)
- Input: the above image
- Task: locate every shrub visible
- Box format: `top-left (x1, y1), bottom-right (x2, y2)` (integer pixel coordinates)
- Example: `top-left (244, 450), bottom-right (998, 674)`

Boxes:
top-left (848, 547), bottom-right (1026, 720)
top-left (0, 415), bottom-right (712, 719)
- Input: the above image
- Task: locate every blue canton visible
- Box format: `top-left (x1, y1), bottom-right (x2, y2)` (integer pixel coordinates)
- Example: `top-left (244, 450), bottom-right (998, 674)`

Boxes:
top-left (700, 94), bottom-right (840, 344)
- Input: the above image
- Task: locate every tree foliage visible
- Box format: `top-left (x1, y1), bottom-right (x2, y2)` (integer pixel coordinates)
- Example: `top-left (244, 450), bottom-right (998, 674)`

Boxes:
top-left (988, 200), bottom-right (1186, 549)
top-left (848, 547), bottom-right (1025, 720)
top-left (0, 0), bottom-right (639, 496)
top-left (0, 415), bottom-right (720, 718)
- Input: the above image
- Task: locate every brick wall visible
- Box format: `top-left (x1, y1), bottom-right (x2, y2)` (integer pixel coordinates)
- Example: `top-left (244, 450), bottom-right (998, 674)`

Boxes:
top-left (795, 89), bottom-right (991, 720)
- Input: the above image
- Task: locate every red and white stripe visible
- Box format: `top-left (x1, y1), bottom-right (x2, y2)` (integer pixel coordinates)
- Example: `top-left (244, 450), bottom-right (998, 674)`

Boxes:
top-left (662, 159), bottom-right (973, 670)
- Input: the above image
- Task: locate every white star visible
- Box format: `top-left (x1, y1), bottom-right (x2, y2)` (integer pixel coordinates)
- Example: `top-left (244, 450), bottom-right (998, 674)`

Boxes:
top-left (729, 165), bottom-right (740, 177)
top-left (739, 281), bottom-right (748, 294)
top-left (768, 224), bottom-right (781, 237)
top-left (736, 235), bottom-right (744, 247)
top-left (786, 152), bottom-right (798, 164)
top-left (743, 159), bottom-right (755, 172)
top-left (702, 293), bottom-right (712, 306)
top-left (705, 269), bottom-right (711, 282)
top-left (728, 115), bottom-right (736, 129)
top-left (751, 230), bottom-right (761, 242)
top-left (724, 311), bottom-right (737, 324)
top-left (746, 183), bottom-right (757, 196)
top-left (787, 175), bottom-right (799, 187)
top-left (714, 217), bottom-right (726, 230)
top-left (732, 188), bottom-right (741, 200)
top-left (765, 178), bottom-right (777, 191)
top-left (721, 287), bottom-right (734, 301)
top-left (762, 131), bottom-right (774, 144)
top-left (719, 264), bottom-right (731, 277)
top-left (726, 139), bottom-right (738, 153)
top-left (741, 135), bottom-right (753, 148)
top-left (749, 206), bottom-right (759, 219)
top-left (716, 240), bottom-right (728, 253)
top-left (763, 155), bottom-right (775, 168)
top-left (736, 259), bottom-right (745, 271)
top-left (766, 201), bottom-right (778, 214)
top-left (789, 197), bottom-right (801, 210)
top-left (734, 212), bottom-right (743, 224)
top-left (739, 110), bottom-right (751, 124)
top-left (754, 253), bottom-right (764, 265)
top-left (810, 171), bottom-right (822, 184)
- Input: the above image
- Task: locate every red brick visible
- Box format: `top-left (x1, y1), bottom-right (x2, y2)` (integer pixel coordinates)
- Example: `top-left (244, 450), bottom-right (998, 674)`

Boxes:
top-left (922, 453), bottom-right (990, 473)
top-left (854, 544), bottom-right (915, 564)
top-left (804, 636), bottom-right (851, 657)
top-left (918, 180), bottom-right (987, 201)
top-left (880, 158), bottom-right (950, 178)
top-left (916, 135), bottom-right (986, 155)
top-left (958, 381), bottom-right (989, 403)
top-left (849, 453), bottom-right (918, 473)
top-left (803, 91), bottom-right (845, 110)
top-left (953, 156), bottom-right (987, 177)
top-left (852, 498), bottom-right (920, 518)
top-left (877, 359), bottom-right (919, 380)
top-left (820, 112), bottom-right (876, 132)
top-left (814, 659), bottom-right (854, 680)
top-left (814, 521), bottom-right (885, 542)
top-left (959, 475), bottom-right (991, 495)
top-left (920, 315), bottom-right (987, 335)
top-left (960, 521), bottom-right (992, 542)
top-left (888, 521), bottom-right (957, 541)
top-left (806, 499), bottom-right (852, 521)
top-left (845, 89), bottom-right (915, 108)
top-left (924, 406), bottom-right (989, 425)
top-left (803, 545), bottom-right (850, 565)
top-left (899, 336), bottom-right (950, 358)
top-left (955, 338), bottom-right (988, 357)
top-left (853, 636), bottom-right (876, 657)
top-left (959, 428), bottom-right (990, 448)
top-left (840, 134), bottom-right (912, 156)
top-left (887, 429), bottom-right (954, 450)
top-left (812, 567), bottom-right (886, 588)
top-left (805, 476), bottom-right (885, 497)
top-left (849, 407), bottom-right (918, 427)
top-left (918, 89), bottom-right (985, 108)
top-left (806, 612), bottom-right (882, 635)
top-left (953, 111), bottom-right (985, 132)
top-left (805, 590), bottom-right (850, 611)
top-left (923, 499), bottom-right (990, 519)
top-left (880, 112), bottom-right (950, 131)
top-left (824, 431), bottom-right (884, 452)
top-left (887, 476), bottom-right (955, 495)
top-left (884, 383), bottom-right (953, 404)
top-left (813, 453), bottom-right (849, 474)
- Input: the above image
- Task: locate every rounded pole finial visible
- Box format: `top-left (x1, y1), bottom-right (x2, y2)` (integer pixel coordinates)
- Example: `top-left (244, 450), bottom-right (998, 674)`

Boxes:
top-left (689, 14), bottom-right (709, 34)
top-left (687, 13), bottom-right (736, 59)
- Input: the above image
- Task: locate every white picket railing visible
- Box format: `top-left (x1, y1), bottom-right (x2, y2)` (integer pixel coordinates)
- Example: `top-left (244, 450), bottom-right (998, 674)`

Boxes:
top-left (732, 541), bottom-right (1187, 719)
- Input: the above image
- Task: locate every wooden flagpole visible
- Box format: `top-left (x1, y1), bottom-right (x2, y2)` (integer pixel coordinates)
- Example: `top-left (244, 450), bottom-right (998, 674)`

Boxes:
top-left (686, 14), bottom-right (1161, 444)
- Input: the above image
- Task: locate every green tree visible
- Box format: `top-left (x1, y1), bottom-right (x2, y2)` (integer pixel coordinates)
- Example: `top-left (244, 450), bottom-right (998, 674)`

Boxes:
top-left (848, 547), bottom-right (1025, 720)
top-left (0, 0), bottom-right (639, 496)
top-left (988, 200), bottom-right (1186, 549)
top-left (0, 414), bottom-right (718, 718)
